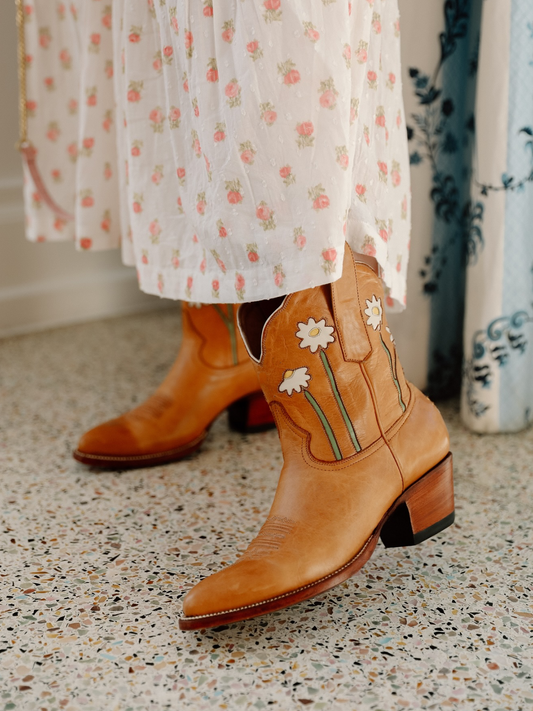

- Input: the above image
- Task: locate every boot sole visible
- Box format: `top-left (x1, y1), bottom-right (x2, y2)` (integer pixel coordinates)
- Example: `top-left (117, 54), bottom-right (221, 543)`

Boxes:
top-left (73, 431), bottom-right (208, 470)
top-left (179, 452), bottom-right (454, 630)
top-left (72, 391), bottom-right (276, 470)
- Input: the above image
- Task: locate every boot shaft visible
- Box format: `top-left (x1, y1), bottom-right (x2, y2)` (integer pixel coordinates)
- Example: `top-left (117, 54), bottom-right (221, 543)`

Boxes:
top-left (238, 246), bottom-right (410, 462)
top-left (182, 302), bottom-right (250, 368)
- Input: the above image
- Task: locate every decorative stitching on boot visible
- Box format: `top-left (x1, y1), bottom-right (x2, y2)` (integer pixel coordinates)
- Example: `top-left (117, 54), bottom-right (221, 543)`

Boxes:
top-left (240, 516), bottom-right (296, 560)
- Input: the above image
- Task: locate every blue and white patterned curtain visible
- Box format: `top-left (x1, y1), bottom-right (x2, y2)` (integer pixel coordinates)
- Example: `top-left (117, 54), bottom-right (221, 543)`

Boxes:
top-left (394, 0), bottom-right (533, 434)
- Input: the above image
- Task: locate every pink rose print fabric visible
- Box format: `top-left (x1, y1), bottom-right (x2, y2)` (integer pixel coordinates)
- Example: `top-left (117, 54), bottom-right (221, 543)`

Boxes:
top-left (21, 1), bottom-right (121, 254)
top-left (22, 0), bottom-right (410, 309)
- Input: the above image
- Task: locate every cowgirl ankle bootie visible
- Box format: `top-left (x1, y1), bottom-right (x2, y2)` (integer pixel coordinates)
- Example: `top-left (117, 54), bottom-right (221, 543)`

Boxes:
top-left (73, 303), bottom-right (274, 469)
top-left (180, 245), bottom-right (454, 630)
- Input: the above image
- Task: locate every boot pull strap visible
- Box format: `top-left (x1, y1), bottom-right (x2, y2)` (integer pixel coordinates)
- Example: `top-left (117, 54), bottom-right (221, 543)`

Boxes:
top-left (331, 246), bottom-right (372, 363)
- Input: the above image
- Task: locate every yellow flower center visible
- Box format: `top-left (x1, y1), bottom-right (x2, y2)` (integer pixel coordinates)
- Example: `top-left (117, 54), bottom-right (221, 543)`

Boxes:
top-left (372, 307), bottom-right (380, 316)
top-left (308, 327), bottom-right (320, 337)
top-left (284, 370), bottom-right (294, 379)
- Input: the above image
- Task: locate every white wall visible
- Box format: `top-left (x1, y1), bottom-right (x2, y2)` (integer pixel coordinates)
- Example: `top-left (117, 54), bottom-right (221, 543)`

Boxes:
top-left (0, 1), bottom-right (166, 339)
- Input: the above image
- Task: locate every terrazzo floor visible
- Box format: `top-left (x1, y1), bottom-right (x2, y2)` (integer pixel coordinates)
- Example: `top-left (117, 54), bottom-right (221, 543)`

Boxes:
top-left (0, 309), bottom-right (532, 711)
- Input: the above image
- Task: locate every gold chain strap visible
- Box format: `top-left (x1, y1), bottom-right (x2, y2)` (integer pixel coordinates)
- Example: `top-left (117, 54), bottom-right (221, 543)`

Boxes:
top-left (15, 0), bottom-right (29, 150)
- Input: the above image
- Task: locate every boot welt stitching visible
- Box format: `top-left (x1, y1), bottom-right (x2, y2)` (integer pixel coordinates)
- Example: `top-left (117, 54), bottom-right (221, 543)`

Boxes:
top-left (74, 431), bottom-right (207, 462)
top-left (181, 532), bottom-right (376, 621)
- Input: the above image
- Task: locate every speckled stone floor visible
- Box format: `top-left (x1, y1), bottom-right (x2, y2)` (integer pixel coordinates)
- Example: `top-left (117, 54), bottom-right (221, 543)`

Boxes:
top-left (0, 309), bottom-right (532, 711)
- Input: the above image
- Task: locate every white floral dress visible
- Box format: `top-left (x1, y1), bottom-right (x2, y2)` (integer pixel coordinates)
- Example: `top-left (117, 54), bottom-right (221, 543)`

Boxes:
top-left (21, 0), bottom-right (410, 308)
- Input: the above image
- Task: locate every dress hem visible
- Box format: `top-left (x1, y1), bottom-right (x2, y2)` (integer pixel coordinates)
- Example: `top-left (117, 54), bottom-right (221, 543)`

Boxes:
top-left (135, 242), bottom-right (407, 312)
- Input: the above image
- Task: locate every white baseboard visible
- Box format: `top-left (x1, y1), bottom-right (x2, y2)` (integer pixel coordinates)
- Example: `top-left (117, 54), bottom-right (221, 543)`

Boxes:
top-left (0, 178), bottom-right (172, 338)
top-left (0, 268), bottom-right (171, 339)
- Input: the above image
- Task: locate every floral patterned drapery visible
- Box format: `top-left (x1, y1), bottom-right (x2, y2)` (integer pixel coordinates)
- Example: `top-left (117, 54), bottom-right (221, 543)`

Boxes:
top-left (462, 0), bottom-right (533, 432)
top-left (395, 0), bottom-right (533, 434)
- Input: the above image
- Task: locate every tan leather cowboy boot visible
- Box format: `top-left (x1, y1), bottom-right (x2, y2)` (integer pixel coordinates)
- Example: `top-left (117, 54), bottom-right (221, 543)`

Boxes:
top-left (73, 303), bottom-right (274, 468)
top-left (180, 245), bottom-right (454, 630)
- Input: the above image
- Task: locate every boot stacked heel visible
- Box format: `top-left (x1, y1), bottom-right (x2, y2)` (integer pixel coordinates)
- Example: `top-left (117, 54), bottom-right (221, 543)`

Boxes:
top-left (228, 392), bottom-right (276, 434)
top-left (380, 453), bottom-right (454, 548)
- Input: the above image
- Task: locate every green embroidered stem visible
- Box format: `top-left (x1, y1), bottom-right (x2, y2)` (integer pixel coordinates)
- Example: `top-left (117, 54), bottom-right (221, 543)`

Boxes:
top-left (226, 304), bottom-right (238, 366)
top-left (320, 349), bottom-right (361, 452)
top-left (304, 390), bottom-right (342, 461)
top-left (380, 333), bottom-right (406, 412)
top-left (213, 304), bottom-right (238, 365)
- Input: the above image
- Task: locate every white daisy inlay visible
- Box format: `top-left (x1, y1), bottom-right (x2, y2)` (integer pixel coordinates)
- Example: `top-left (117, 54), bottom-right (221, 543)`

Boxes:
top-left (278, 367), bottom-right (311, 396)
top-left (364, 295), bottom-right (383, 331)
top-left (296, 318), bottom-right (335, 352)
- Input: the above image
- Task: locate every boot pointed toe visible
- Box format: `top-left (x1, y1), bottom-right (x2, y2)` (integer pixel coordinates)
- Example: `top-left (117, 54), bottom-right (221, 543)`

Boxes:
top-left (74, 418), bottom-right (140, 466)
top-left (181, 569), bottom-right (232, 621)
top-left (182, 558), bottom-right (284, 623)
